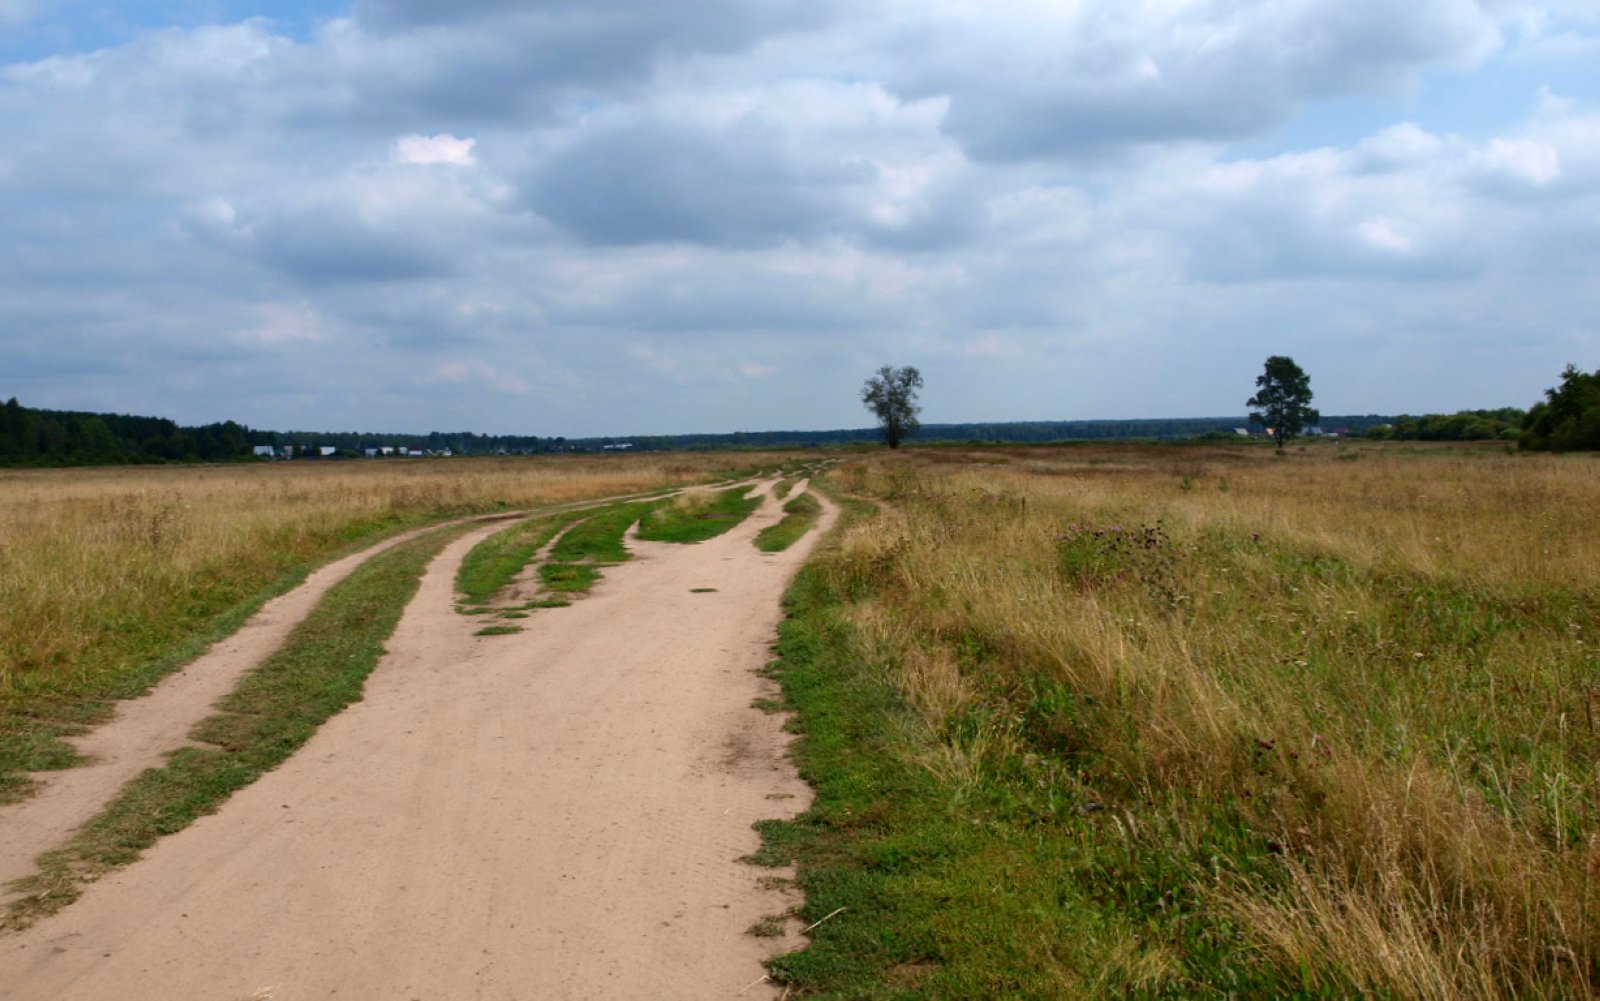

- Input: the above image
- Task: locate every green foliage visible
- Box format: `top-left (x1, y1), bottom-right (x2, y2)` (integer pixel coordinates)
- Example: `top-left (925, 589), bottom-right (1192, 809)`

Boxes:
top-left (758, 556), bottom-right (1289, 997)
top-left (1055, 521), bottom-right (1179, 607)
top-left (1363, 408), bottom-right (1524, 442)
top-left (549, 501), bottom-right (659, 564)
top-left (1247, 356), bottom-right (1318, 451)
top-left (527, 500), bottom-right (662, 595)
top-left (862, 365), bottom-right (925, 450)
top-left (455, 515), bottom-right (575, 607)
top-left (0, 397), bottom-right (253, 466)
top-left (755, 492), bottom-right (823, 552)
top-left (1521, 364), bottom-right (1600, 451)
top-left (538, 562), bottom-right (601, 593)
top-left (636, 487), bottom-right (761, 543)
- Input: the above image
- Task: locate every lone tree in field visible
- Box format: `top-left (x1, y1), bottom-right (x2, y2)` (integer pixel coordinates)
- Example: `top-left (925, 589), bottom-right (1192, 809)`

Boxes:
top-left (1248, 355), bottom-right (1318, 451)
top-left (862, 365), bottom-right (923, 449)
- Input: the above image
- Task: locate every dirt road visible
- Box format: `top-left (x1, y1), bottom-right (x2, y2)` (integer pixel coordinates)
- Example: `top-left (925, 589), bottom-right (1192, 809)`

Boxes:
top-left (0, 480), bottom-right (834, 999)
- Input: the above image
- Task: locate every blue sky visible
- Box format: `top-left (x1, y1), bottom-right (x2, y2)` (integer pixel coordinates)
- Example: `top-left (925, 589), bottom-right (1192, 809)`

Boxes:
top-left (2, 1), bottom-right (1598, 436)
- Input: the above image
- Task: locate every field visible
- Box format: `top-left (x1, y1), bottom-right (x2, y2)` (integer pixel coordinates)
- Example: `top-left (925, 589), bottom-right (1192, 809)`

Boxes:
top-left (767, 441), bottom-right (1600, 998)
top-left (4, 441), bottom-right (1597, 998)
top-left (0, 453), bottom-right (776, 800)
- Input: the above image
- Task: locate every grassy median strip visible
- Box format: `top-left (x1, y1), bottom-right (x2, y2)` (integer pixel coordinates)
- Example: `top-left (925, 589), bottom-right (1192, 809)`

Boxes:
top-left (637, 486), bottom-right (762, 544)
top-left (4, 523), bottom-right (469, 930)
top-left (533, 499), bottom-right (663, 595)
top-left (754, 491), bottom-right (822, 553)
top-left (455, 513), bottom-right (577, 608)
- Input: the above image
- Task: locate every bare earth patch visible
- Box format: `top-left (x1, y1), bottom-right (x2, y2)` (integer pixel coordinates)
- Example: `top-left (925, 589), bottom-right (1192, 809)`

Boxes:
top-left (0, 480), bottom-right (835, 1000)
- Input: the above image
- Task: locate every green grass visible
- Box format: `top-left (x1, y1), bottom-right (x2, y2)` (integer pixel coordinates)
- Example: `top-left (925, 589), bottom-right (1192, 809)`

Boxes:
top-left (4, 523), bottom-right (469, 929)
top-left (538, 562), bottom-right (601, 593)
top-left (527, 499), bottom-right (665, 596)
top-left (755, 509), bottom-right (1303, 998)
top-left (455, 514), bottom-right (576, 607)
top-left (636, 486), bottom-right (762, 544)
top-left (474, 625), bottom-right (523, 636)
top-left (550, 501), bottom-right (661, 563)
top-left (755, 491), bottom-right (823, 553)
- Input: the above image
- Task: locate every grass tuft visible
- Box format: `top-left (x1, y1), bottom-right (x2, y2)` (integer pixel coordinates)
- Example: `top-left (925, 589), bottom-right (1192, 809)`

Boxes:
top-left (755, 491), bottom-right (823, 553)
top-left (474, 625), bottom-right (523, 636)
top-left (637, 486), bottom-right (762, 544)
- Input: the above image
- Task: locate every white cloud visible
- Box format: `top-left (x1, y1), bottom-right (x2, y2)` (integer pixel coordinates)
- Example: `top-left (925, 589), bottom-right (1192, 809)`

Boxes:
top-left (233, 302), bottom-right (328, 346)
top-left (1476, 138), bottom-right (1563, 186)
top-left (0, 2), bottom-right (1597, 434)
top-left (431, 360), bottom-right (527, 393)
top-left (394, 133), bottom-right (477, 166)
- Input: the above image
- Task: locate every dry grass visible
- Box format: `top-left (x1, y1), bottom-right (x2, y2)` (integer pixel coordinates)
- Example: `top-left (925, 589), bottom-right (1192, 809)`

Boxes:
top-left (816, 442), bottom-right (1600, 997)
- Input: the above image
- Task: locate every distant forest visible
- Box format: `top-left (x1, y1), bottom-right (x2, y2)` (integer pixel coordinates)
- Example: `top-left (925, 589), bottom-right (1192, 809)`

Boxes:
top-left (0, 396), bottom-right (1542, 469)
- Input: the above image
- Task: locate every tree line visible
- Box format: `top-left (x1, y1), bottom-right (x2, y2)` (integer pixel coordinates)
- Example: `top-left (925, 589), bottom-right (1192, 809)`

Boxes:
top-left (5, 361), bottom-right (1596, 468)
top-left (0, 398), bottom-right (251, 466)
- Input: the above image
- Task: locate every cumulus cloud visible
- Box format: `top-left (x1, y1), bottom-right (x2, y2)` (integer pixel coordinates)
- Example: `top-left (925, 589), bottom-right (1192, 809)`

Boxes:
top-left (0, 1), bottom-right (1597, 434)
top-left (878, 0), bottom-right (1507, 160)
top-left (525, 81), bottom-right (975, 249)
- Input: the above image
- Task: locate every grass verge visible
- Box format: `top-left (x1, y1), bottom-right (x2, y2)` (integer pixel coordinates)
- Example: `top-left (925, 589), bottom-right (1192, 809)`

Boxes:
top-left (533, 500), bottom-right (662, 595)
top-left (754, 491), bottom-right (823, 553)
top-left (637, 486), bottom-right (762, 544)
top-left (760, 448), bottom-right (1600, 998)
top-left (3, 523), bottom-right (469, 930)
top-left (756, 510), bottom-right (1295, 998)
top-left (454, 514), bottom-right (576, 607)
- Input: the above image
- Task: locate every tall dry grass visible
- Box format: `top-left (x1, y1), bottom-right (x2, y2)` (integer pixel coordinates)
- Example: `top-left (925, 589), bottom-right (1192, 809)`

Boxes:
top-left (0, 454), bottom-right (773, 785)
top-left (819, 443), bottom-right (1600, 997)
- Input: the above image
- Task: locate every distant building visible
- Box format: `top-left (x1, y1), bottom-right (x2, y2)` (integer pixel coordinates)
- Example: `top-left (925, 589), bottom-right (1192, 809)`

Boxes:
top-left (252, 445), bottom-right (275, 458)
top-left (1233, 428), bottom-right (1250, 436)
top-left (319, 446), bottom-right (336, 457)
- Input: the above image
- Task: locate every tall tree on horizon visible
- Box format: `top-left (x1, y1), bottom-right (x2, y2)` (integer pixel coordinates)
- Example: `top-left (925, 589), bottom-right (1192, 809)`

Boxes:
top-left (862, 365), bottom-right (923, 449)
top-left (1248, 356), bottom-right (1318, 451)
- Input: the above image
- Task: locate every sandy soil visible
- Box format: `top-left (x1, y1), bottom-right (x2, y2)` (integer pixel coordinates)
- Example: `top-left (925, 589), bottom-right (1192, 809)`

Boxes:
top-left (0, 478), bottom-right (835, 1000)
top-left (0, 514), bottom-right (520, 896)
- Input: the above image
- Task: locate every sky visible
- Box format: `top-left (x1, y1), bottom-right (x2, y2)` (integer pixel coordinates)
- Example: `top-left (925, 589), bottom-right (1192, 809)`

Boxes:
top-left (2, 1), bottom-right (1598, 437)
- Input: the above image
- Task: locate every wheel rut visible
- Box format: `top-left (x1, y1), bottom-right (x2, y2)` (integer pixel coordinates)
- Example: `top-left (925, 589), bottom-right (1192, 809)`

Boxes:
top-left (0, 477), bottom-right (837, 1000)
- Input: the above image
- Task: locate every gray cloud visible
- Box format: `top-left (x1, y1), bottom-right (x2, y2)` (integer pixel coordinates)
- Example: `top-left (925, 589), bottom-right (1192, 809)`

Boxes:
top-left (885, 0), bottom-right (1502, 160)
top-left (1, 2), bottom-right (1597, 436)
top-left (528, 120), bottom-right (870, 246)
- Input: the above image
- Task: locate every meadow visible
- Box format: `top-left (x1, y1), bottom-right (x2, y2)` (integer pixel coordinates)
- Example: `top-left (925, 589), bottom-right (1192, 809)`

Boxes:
top-left (768, 441), bottom-right (1600, 998)
top-left (0, 453), bottom-right (772, 800)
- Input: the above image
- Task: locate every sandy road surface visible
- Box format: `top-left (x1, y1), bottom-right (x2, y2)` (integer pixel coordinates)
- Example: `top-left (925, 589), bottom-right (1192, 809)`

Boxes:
top-left (0, 480), bottom-right (835, 1000)
top-left (0, 514), bottom-right (512, 896)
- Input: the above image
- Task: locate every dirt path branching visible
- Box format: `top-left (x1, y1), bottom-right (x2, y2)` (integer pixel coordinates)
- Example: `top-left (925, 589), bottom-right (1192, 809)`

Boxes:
top-left (0, 475), bottom-right (837, 1000)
